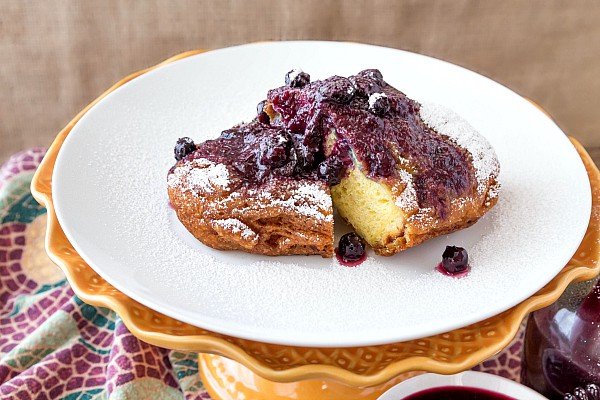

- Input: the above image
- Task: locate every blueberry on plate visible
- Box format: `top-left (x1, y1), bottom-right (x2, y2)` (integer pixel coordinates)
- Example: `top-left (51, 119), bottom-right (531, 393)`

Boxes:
top-left (174, 137), bottom-right (196, 161)
top-left (338, 232), bottom-right (366, 262)
top-left (441, 245), bottom-right (469, 274)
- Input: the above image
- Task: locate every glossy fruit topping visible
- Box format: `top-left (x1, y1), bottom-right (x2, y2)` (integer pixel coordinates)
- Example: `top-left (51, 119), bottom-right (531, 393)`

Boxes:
top-left (317, 156), bottom-right (344, 186)
top-left (441, 245), bottom-right (469, 274)
top-left (317, 76), bottom-right (356, 104)
top-left (267, 69), bottom-right (474, 218)
top-left (337, 232), bottom-right (366, 263)
top-left (174, 137), bottom-right (196, 160)
top-left (176, 68), bottom-right (474, 218)
top-left (285, 68), bottom-right (310, 88)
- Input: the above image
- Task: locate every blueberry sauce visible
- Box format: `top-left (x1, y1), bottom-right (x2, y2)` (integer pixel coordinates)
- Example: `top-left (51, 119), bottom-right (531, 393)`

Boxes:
top-left (172, 69), bottom-right (475, 216)
top-left (436, 262), bottom-right (471, 278)
top-left (267, 69), bottom-right (475, 217)
top-left (402, 386), bottom-right (516, 400)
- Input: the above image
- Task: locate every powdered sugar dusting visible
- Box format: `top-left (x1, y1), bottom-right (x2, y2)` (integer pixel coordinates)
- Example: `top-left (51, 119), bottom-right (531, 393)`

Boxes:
top-left (168, 158), bottom-right (230, 194)
top-left (240, 181), bottom-right (332, 222)
top-left (419, 103), bottom-right (500, 193)
top-left (287, 68), bottom-right (303, 83)
top-left (213, 218), bottom-right (257, 240)
top-left (395, 168), bottom-right (418, 210)
top-left (368, 92), bottom-right (387, 109)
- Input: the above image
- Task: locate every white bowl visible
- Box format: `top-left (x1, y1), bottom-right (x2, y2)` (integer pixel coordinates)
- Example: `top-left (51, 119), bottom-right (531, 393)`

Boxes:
top-left (377, 371), bottom-right (548, 399)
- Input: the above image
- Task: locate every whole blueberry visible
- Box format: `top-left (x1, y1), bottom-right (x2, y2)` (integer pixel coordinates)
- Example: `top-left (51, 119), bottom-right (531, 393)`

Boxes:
top-left (358, 69), bottom-right (384, 86)
top-left (441, 245), bottom-right (469, 274)
top-left (256, 101), bottom-right (270, 125)
top-left (293, 137), bottom-right (320, 171)
top-left (318, 76), bottom-right (356, 104)
top-left (349, 75), bottom-right (382, 97)
top-left (317, 157), bottom-right (344, 186)
top-left (174, 137), bottom-right (196, 160)
top-left (337, 232), bottom-right (366, 262)
top-left (258, 131), bottom-right (292, 168)
top-left (368, 93), bottom-right (390, 116)
top-left (285, 68), bottom-right (311, 88)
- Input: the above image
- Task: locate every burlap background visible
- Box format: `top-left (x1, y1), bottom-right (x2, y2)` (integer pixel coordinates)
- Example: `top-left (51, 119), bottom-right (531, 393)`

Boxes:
top-left (2, 1), bottom-right (599, 163)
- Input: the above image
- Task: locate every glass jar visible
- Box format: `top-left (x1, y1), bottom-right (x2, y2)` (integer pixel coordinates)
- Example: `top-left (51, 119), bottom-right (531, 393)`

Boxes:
top-left (521, 275), bottom-right (600, 399)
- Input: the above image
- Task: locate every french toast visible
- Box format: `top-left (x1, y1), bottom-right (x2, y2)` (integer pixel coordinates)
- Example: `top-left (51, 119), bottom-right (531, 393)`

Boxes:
top-left (167, 69), bottom-right (499, 257)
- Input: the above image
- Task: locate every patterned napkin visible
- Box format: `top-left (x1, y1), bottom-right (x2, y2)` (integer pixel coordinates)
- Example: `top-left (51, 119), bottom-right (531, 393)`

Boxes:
top-left (0, 149), bottom-right (522, 399)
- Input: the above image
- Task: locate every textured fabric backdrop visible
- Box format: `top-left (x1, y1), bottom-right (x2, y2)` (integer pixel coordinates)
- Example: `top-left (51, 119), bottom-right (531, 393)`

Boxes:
top-left (1, 1), bottom-right (600, 164)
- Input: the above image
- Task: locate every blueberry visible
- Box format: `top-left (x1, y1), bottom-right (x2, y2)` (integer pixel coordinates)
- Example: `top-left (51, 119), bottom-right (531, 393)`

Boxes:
top-left (256, 101), bottom-right (270, 125)
top-left (564, 394), bottom-right (577, 400)
top-left (368, 93), bottom-right (390, 116)
top-left (358, 69), bottom-right (384, 86)
top-left (441, 245), bottom-right (469, 274)
top-left (293, 137), bottom-right (320, 171)
top-left (285, 68), bottom-right (310, 88)
top-left (258, 131), bottom-right (292, 168)
top-left (338, 233), bottom-right (366, 262)
top-left (220, 128), bottom-right (238, 139)
top-left (318, 76), bottom-right (356, 104)
top-left (349, 75), bottom-right (381, 97)
top-left (174, 137), bottom-right (196, 160)
top-left (317, 157), bottom-right (344, 186)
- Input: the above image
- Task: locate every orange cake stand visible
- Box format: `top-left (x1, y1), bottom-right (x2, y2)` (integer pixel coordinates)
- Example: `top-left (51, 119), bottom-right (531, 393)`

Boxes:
top-left (31, 50), bottom-right (600, 400)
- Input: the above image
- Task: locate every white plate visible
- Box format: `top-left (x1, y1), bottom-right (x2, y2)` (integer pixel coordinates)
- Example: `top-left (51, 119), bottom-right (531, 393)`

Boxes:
top-left (52, 41), bottom-right (591, 347)
top-left (377, 372), bottom-right (548, 399)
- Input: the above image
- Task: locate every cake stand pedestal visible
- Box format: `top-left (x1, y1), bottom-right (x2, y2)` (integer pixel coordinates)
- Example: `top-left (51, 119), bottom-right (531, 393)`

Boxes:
top-left (198, 354), bottom-right (416, 400)
top-left (31, 50), bottom-right (600, 400)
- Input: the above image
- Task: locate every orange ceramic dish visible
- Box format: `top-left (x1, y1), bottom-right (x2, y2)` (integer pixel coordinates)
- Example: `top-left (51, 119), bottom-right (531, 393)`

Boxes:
top-left (31, 50), bottom-right (600, 388)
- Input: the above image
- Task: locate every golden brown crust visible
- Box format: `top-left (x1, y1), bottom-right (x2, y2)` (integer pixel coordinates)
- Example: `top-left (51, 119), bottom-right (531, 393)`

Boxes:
top-left (374, 178), bottom-right (499, 256)
top-left (167, 158), bottom-right (334, 257)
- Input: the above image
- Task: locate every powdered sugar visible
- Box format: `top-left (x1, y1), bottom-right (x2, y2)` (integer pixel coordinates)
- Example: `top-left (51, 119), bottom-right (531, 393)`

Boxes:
top-left (168, 158), bottom-right (230, 194)
top-left (286, 68), bottom-right (303, 83)
top-left (368, 92), bottom-right (387, 108)
top-left (419, 102), bottom-right (500, 194)
top-left (244, 181), bottom-right (333, 222)
top-left (395, 168), bottom-right (418, 210)
top-left (212, 218), bottom-right (257, 241)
